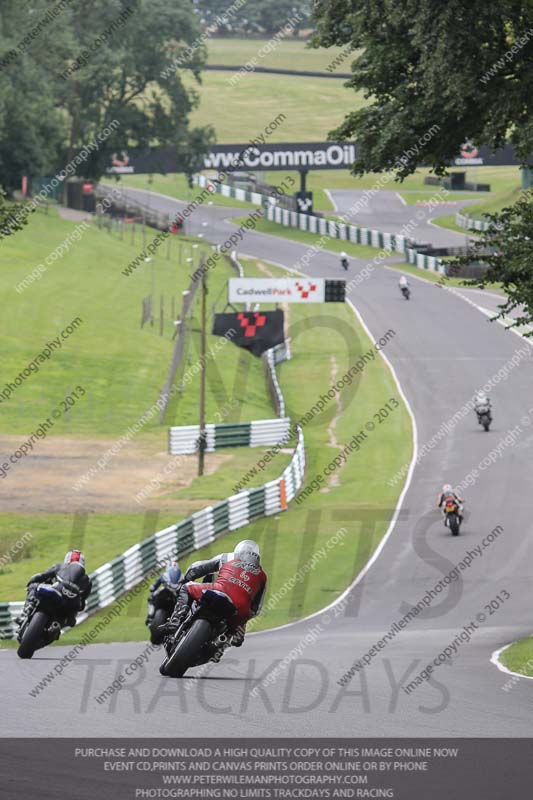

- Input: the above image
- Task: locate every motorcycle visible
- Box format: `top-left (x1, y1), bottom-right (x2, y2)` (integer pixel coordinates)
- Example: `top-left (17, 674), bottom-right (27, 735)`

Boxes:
top-left (146, 582), bottom-right (178, 645)
top-left (159, 587), bottom-right (236, 678)
top-left (17, 578), bottom-right (81, 659)
top-left (400, 285), bottom-right (410, 300)
top-left (443, 499), bottom-right (462, 536)
top-left (477, 408), bottom-right (491, 432)
top-left (340, 257), bottom-right (349, 271)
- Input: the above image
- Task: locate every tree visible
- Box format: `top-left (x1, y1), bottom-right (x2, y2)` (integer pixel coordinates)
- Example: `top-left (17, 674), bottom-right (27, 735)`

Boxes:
top-left (0, 0), bottom-right (68, 193)
top-left (0, 0), bottom-right (214, 191)
top-left (194, 0), bottom-right (310, 35)
top-left (311, 1), bottom-right (533, 179)
top-left (57, 0), bottom-right (213, 184)
top-left (451, 194), bottom-right (533, 333)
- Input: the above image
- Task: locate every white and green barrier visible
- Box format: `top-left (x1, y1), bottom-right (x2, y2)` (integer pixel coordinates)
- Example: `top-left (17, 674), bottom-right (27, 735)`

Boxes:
top-left (263, 341), bottom-right (291, 418)
top-left (0, 426), bottom-right (305, 639)
top-left (196, 174), bottom-right (270, 207)
top-left (168, 417), bottom-right (292, 455)
top-left (266, 204), bottom-right (408, 253)
top-left (455, 212), bottom-right (491, 232)
top-left (404, 246), bottom-right (446, 274)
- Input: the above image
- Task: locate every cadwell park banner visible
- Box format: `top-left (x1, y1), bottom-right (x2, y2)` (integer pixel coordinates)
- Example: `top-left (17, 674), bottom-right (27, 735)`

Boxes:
top-left (106, 142), bottom-right (527, 175)
top-left (228, 277), bottom-right (326, 304)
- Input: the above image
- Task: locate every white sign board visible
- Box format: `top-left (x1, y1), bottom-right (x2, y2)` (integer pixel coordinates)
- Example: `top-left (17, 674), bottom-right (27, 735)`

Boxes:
top-left (229, 278), bottom-right (325, 304)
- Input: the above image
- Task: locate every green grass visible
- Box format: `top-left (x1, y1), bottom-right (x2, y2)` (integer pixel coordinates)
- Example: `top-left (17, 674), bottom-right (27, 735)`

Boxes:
top-left (430, 214), bottom-right (470, 235)
top-left (233, 215), bottom-right (384, 261)
top-left (499, 637), bottom-right (533, 677)
top-left (0, 207), bottom-right (277, 435)
top-left (184, 71), bottom-right (363, 144)
top-left (207, 37), bottom-right (354, 74)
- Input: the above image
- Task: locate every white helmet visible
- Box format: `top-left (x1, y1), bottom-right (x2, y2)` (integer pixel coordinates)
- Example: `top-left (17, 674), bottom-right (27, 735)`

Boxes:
top-left (340, 251), bottom-right (347, 258)
top-left (442, 483), bottom-right (452, 493)
top-left (476, 392), bottom-right (487, 403)
top-left (234, 539), bottom-right (260, 566)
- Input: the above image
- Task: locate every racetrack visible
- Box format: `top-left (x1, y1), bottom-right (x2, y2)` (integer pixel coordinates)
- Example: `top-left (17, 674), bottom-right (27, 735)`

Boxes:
top-left (3, 187), bottom-right (533, 737)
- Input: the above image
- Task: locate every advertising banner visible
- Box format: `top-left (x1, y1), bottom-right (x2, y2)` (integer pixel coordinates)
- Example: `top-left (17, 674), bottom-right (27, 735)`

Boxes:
top-left (229, 278), bottom-right (325, 304)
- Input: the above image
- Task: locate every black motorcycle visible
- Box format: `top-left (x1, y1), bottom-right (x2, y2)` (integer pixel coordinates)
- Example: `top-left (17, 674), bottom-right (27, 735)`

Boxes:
top-left (340, 257), bottom-right (349, 271)
top-left (443, 499), bottom-right (462, 536)
top-left (17, 577), bottom-right (82, 659)
top-left (159, 588), bottom-right (236, 678)
top-left (477, 409), bottom-right (491, 432)
top-left (401, 285), bottom-right (410, 300)
top-left (146, 583), bottom-right (178, 645)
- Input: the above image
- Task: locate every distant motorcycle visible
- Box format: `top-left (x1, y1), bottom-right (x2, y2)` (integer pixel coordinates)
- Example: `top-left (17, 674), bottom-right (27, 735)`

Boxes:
top-left (443, 498), bottom-right (462, 536)
top-left (476, 407), bottom-right (492, 432)
top-left (146, 583), bottom-right (178, 645)
top-left (159, 586), bottom-right (236, 678)
top-left (17, 578), bottom-right (82, 659)
top-left (400, 285), bottom-right (410, 300)
top-left (340, 256), bottom-right (349, 271)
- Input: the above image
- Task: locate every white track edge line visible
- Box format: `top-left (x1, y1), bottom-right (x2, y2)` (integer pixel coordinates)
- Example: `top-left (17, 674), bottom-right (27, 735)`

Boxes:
top-left (249, 269), bottom-right (419, 636)
top-left (490, 639), bottom-right (533, 681)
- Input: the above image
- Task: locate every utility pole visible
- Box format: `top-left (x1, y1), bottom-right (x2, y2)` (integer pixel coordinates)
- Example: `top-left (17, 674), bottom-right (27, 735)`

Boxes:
top-left (198, 262), bottom-right (208, 476)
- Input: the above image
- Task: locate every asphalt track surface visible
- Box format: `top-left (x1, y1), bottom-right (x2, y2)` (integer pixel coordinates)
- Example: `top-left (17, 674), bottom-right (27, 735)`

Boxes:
top-left (328, 188), bottom-right (476, 248)
top-left (2, 187), bottom-right (533, 737)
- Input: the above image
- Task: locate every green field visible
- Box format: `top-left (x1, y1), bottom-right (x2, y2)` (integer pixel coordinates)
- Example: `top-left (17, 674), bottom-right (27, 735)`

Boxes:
top-left (0, 207), bottom-right (276, 434)
top-left (206, 37), bottom-right (353, 73)
top-left (184, 71), bottom-right (362, 144)
top-left (500, 637), bottom-right (533, 678)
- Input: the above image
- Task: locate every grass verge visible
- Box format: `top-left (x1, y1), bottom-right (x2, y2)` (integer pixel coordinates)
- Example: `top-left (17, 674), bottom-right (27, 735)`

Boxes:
top-left (499, 637), bottom-right (533, 677)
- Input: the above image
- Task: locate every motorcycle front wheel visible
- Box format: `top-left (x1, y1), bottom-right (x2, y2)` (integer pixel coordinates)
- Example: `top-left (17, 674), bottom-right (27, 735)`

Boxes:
top-left (161, 618), bottom-right (212, 678)
top-left (17, 610), bottom-right (49, 659)
top-left (150, 608), bottom-right (168, 645)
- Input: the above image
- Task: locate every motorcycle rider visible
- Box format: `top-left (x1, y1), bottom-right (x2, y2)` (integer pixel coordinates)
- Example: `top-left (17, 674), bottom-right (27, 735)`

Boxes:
top-left (145, 560), bottom-right (182, 627)
top-left (437, 484), bottom-right (464, 526)
top-left (399, 275), bottom-right (410, 295)
top-left (340, 252), bottom-right (349, 271)
top-left (474, 391), bottom-right (492, 423)
top-left (17, 550), bottom-right (92, 628)
top-left (163, 539), bottom-right (267, 662)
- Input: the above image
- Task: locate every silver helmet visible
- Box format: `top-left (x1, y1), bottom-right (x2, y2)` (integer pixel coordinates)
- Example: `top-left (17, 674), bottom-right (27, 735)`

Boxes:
top-left (234, 539), bottom-right (260, 566)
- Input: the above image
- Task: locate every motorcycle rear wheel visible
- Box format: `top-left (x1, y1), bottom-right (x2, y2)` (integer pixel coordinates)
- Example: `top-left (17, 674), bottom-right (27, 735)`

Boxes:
top-left (17, 610), bottom-right (49, 659)
top-left (162, 618), bottom-right (212, 678)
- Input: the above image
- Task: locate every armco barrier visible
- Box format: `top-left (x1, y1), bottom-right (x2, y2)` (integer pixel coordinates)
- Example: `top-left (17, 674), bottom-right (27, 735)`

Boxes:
top-left (456, 211), bottom-right (491, 232)
top-left (0, 426), bottom-right (305, 639)
top-left (262, 341), bottom-right (291, 418)
top-left (168, 417), bottom-right (292, 455)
